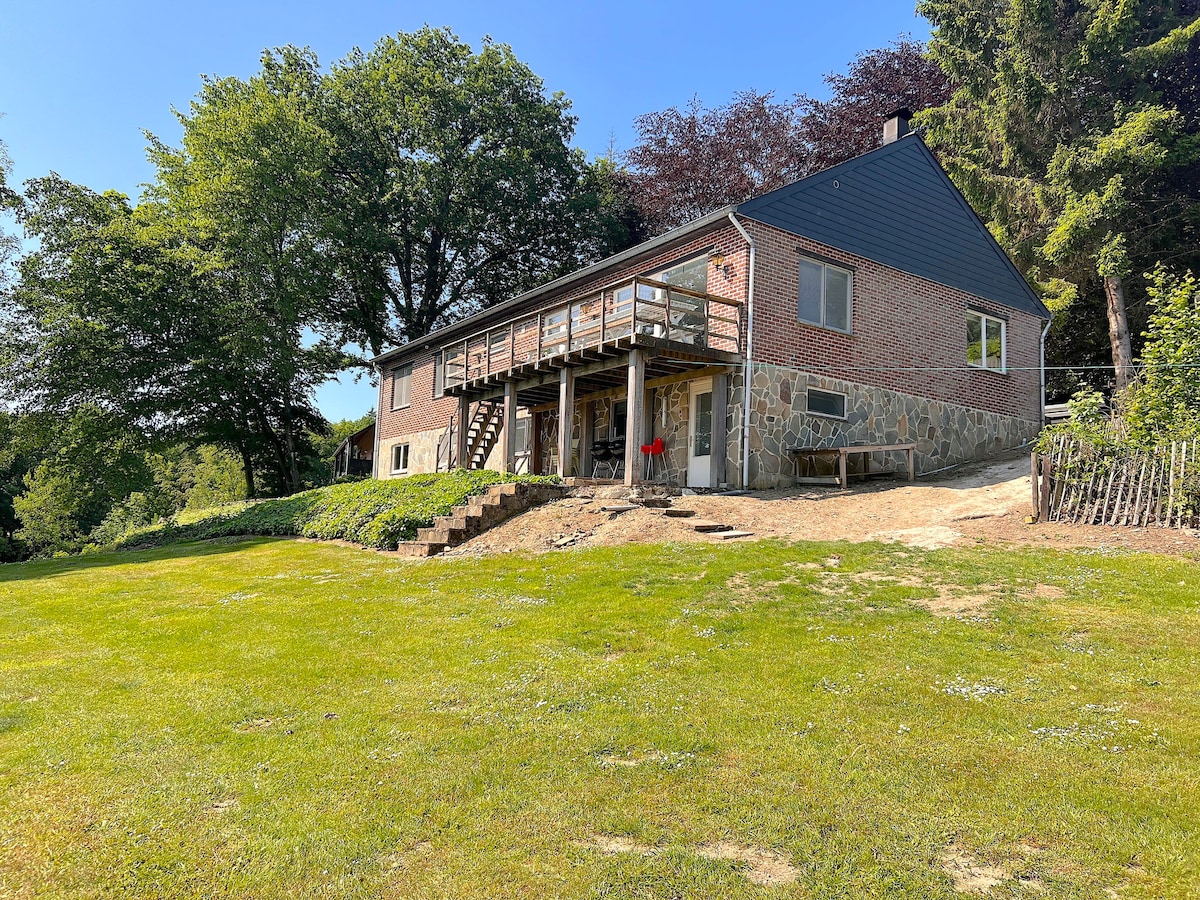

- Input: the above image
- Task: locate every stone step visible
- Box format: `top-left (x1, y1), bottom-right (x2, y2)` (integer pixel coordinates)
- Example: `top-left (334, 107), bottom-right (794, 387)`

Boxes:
top-left (711, 530), bottom-right (754, 540)
top-left (600, 504), bottom-right (638, 513)
top-left (393, 541), bottom-right (445, 558)
top-left (662, 507), bottom-right (696, 518)
top-left (690, 520), bottom-right (731, 533)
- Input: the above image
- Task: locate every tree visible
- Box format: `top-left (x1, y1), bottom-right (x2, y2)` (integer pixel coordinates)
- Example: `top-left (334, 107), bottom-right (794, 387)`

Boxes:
top-left (4, 175), bottom-right (331, 498)
top-left (795, 38), bottom-right (954, 173)
top-left (13, 406), bottom-right (153, 556)
top-left (625, 40), bottom-right (953, 232)
top-left (1124, 267), bottom-right (1200, 445)
top-left (918, 0), bottom-right (1200, 394)
top-left (316, 28), bottom-right (606, 351)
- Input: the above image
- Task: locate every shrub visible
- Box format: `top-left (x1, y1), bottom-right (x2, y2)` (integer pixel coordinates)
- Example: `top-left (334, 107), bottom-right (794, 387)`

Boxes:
top-left (106, 470), bottom-right (559, 552)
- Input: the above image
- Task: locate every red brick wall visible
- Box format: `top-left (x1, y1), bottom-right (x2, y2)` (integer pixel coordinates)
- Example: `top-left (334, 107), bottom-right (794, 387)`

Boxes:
top-left (376, 215), bottom-right (1045, 454)
top-left (376, 222), bottom-right (752, 446)
top-left (746, 219), bottom-right (1043, 423)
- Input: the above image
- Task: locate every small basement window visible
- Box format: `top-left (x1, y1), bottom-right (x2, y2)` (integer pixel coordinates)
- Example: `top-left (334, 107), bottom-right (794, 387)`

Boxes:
top-left (391, 364), bottom-right (413, 409)
top-left (967, 311), bottom-right (1006, 372)
top-left (391, 443), bottom-right (410, 474)
top-left (807, 388), bottom-right (847, 419)
top-left (798, 258), bottom-right (852, 332)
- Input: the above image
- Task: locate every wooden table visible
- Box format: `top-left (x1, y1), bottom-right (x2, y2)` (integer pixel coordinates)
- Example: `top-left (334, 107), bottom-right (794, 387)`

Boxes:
top-left (787, 443), bottom-right (916, 488)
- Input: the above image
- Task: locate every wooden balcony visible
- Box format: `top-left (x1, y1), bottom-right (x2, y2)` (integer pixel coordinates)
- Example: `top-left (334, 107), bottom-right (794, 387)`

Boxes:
top-left (440, 276), bottom-right (742, 398)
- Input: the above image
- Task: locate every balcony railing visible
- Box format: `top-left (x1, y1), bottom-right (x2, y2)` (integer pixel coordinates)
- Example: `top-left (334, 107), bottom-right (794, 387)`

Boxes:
top-left (442, 277), bottom-right (742, 390)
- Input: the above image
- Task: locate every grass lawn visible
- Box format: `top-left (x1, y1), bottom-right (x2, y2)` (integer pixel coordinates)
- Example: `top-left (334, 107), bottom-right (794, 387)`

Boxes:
top-left (2, 537), bottom-right (1198, 898)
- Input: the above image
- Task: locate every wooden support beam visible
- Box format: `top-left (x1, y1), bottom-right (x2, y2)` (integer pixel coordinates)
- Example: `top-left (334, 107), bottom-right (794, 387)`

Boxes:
top-left (580, 400), bottom-right (595, 477)
top-left (455, 395), bottom-right (470, 470)
top-left (502, 380), bottom-right (517, 473)
top-left (624, 348), bottom-right (645, 486)
top-left (557, 366), bottom-right (574, 477)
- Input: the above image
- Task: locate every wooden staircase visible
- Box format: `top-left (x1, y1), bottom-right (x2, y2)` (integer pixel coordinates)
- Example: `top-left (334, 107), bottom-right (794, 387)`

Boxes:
top-left (394, 481), bottom-right (568, 558)
top-left (435, 400), bottom-right (505, 471)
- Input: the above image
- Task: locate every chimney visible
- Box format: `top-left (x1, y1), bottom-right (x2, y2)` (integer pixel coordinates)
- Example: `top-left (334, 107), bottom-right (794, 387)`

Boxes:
top-left (882, 108), bottom-right (912, 145)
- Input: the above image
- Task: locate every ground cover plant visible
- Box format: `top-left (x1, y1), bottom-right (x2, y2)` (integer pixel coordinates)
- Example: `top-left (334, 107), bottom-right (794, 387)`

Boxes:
top-left (105, 469), bottom-right (557, 552)
top-left (2, 537), bottom-right (1198, 898)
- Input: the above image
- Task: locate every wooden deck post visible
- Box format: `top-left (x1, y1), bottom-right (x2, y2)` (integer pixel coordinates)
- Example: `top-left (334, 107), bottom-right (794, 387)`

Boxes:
top-left (624, 348), bottom-right (645, 486)
top-left (580, 400), bottom-right (594, 477)
top-left (502, 380), bottom-right (517, 473)
top-left (557, 366), bottom-right (574, 478)
top-left (455, 395), bottom-right (470, 470)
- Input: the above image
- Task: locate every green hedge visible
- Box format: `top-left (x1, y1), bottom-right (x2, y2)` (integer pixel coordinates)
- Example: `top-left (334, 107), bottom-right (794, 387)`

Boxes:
top-left (107, 470), bottom-right (559, 552)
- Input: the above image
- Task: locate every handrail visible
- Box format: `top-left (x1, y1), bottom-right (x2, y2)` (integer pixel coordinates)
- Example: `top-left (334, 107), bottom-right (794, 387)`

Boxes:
top-left (440, 275), bottom-right (742, 389)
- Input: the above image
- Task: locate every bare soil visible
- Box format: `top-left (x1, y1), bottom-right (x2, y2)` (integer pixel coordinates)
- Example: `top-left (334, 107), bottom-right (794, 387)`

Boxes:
top-left (445, 452), bottom-right (1200, 558)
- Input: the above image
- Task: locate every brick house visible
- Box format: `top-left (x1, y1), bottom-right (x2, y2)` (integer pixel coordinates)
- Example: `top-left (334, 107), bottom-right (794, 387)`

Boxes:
top-left (370, 114), bottom-right (1051, 490)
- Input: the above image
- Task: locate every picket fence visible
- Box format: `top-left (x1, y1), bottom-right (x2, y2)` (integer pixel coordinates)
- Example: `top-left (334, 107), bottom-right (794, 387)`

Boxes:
top-left (1031, 434), bottom-right (1200, 528)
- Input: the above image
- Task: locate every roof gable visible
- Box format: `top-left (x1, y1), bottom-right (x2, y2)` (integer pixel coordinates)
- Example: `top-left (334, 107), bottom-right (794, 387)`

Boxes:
top-left (736, 136), bottom-right (1049, 319)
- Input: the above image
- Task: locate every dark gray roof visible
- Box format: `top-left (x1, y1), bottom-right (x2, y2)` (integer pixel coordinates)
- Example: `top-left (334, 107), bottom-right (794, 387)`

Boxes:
top-left (736, 135), bottom-right (1050, 319)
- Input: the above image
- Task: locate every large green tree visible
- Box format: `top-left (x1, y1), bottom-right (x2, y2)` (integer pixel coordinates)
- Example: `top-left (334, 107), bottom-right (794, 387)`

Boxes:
top-left (918, 0), bottom-right (1200, 394)
top-left (316, 27), bottom-right (613, 351)
top-left (4, 175), bottom-right (331, 497)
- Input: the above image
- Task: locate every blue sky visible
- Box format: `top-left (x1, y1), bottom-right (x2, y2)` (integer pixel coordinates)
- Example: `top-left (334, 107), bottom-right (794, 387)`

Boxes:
top-left (0, 0), bottom-right (930, 422)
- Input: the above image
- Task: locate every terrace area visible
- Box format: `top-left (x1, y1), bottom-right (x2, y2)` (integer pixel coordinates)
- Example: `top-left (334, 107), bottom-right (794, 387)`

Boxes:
top-left (436, 275), bottom-right (743, 485)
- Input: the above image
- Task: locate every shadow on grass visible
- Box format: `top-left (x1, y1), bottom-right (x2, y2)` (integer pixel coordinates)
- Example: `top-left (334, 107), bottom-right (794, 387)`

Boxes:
top-left (0, 536), bottom-right (295, 584)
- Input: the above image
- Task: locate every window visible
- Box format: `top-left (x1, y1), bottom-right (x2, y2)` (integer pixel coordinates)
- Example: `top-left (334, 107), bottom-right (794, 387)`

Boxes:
top-left (391, 443), bottom-right (410, 473)
top-left (656, 255), bottom-right (709, 293)
top-left (391, 364), bottom-right (412, 409)
top-left (612, 399), bottom-right (628, 440)
top-left (967, 311), bottom-right (1006, 372)
top-left (433, 353), bottom-right (444, 398)
top-left (807, 388), bottom-right (847, 419)
top-left (798, 258), bottom-right (852, 332)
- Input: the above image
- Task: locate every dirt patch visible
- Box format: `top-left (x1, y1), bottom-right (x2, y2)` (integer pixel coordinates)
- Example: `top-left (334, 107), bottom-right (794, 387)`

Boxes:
top-left (234, 718), bottom-right (272, 732)
top-left (579, 835), bottom-right (658, 856)
top-left (1034, 583), bottom-right (1066, 599)
top-left (444, 452), bottom-right (1200, 558)
top-left (914, 589), bottom-right (996, 618)
top-left (698, 841), bottom-right (800, 886)
top-left (210, 798), bottom-right (238, 812)
top-left (597, 751), bottom-right (665, 768)
top-left (938, 843), bottom-right (1007, 894)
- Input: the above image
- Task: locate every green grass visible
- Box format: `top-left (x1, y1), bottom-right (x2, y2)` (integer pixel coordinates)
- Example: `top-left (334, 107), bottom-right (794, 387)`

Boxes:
top-left (2, 537), bottom-right (1199, 898)
top-left (107, 470), bottom-right (558, 552)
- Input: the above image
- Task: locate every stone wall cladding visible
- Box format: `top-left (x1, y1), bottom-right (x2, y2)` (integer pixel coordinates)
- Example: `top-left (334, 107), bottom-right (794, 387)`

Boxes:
top-left (745, 219), bottom-right (1044, 424)
top-left (738, 363), bottom-right (1039, 488)
top-left (379, 427), bottom-right (442, 479)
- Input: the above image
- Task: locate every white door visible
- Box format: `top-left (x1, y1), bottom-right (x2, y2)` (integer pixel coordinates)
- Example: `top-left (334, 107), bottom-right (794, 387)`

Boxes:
top-left (688, 379), bottom-right (713, 488)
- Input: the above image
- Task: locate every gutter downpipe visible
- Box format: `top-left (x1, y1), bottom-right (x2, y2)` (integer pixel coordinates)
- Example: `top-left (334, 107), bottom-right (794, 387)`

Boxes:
top-left (727, 212), bottom-right (756, 490)
top-left (1039, 319), bottom-right (1052, 427)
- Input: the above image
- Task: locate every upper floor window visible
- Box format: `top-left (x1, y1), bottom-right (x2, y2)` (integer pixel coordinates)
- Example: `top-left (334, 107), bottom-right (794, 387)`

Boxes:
top-left (432, 353), bottom-right (444, 398)
top-left (391, 364), bottom-right (412, 409)
top-left (967, 311), bottom-right (1006, 372)
top-left (655, 255), bottom-right (708, 293)
top-left (798, 258), bottom-right (852, 333)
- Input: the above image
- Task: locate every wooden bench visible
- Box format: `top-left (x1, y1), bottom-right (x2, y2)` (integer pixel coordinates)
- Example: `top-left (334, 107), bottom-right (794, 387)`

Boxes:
top-left (787, 443), bottom-right (916, 488)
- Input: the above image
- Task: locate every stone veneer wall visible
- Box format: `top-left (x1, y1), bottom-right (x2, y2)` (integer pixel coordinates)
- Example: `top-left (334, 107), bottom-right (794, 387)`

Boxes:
top-left (378, 427), bottom-right (442, 478)
top-left (731, 363), bottom-right (1040, 489)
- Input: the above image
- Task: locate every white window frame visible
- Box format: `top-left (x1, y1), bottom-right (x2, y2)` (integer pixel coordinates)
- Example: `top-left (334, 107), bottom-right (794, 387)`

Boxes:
top-left (432, 352), bottom-right (444, 398)
top-left (391, 364), bottom-right (413, 410)
top-left (806, 387), bottom-right (848, 420)
top-left (391, 443), bottom-right (410, 474)
top-left (967, 311), bottom-right (1007, 373)
top-left (797, 258), bottom-right (853, 333)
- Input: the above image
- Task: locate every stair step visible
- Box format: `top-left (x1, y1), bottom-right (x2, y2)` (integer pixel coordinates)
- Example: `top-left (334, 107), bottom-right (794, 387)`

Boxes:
top-left (600, 504), bottom-right (638, 513)
top-left (393, 541), bottom-right (445, 558)
top-left (690, 520), bottom-right (731, 533)
top-left (662, 507), bottom-right (696, 518)
top-left (711, 530), bottom-right (754, 540)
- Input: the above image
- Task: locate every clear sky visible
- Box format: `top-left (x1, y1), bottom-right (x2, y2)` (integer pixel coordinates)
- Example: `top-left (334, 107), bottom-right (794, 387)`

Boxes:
top-left (0, 0), bottom-right (930, 422)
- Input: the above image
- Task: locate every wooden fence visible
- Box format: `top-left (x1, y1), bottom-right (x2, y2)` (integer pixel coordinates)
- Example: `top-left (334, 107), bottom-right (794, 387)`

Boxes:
top-left (1031, 435), bottom-right (1200, 528)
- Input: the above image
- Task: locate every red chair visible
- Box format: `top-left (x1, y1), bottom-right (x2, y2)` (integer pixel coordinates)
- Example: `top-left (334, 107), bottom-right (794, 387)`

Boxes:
top-left (642, 436), bottom-right (666, 482)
